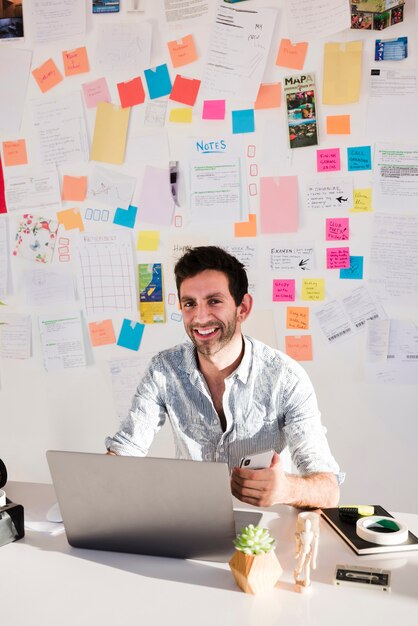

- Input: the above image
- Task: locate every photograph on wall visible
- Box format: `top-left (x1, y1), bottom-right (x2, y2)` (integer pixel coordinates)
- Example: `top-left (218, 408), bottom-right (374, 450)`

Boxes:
top-left (0, 0), bottom-right (23, 39)
top-left (139, 263), bottom-right (165, 324)
top-left (92, 0), bottom-right (120, 13)
top-left (284, 73), bottom-right (318, 149)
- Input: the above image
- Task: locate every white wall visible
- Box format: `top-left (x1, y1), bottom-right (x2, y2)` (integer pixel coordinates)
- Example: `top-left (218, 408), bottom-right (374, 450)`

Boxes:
top-left (1, 0), bottom-right (417, 513)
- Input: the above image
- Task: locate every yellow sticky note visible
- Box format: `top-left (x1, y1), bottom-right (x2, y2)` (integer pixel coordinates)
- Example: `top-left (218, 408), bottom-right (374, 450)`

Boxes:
top-left (352, 188), bottom-right (373, 212)
top-left (137, 230), bottom-right (160, 251)
top-left (286, 307), bottom-right (309, 330)
top-left (234, 214), bottom-right (257, 238)
top-left (326, 114), bottom-right (351, 135)
top-left (88, 320), bottom-right (116, 347)
top-left (57, 207), bottom-right (84, 231)
top-left (91, 102), bottom-right (130, 165)
top-left (169, 107), bottom-right (193, 123)
top-left (323, 41), bottom-right (362, 104)
top-left (302, 279), bottom-right (325, 301)
top-left (285, 335), bottom-right (313, 361)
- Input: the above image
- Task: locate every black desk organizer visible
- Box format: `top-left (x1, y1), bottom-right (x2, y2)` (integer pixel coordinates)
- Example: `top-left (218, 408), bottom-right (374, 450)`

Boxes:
top-left (0, 458), bottom-right (25, 547)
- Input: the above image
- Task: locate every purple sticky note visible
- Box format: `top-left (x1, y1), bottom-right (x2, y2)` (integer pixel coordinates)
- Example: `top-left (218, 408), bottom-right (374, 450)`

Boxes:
top-left (202, 99), bottom-right (226, 120)
top-left (326, 247), bottom-right (350, 269)
top-left (82, 78), bottom-right (111, 109)
top-left (273, 279), bottom-right (295, 302)
top-left (316, 148), bottom-right (341, 173)
top-left (326, 218), bottom-right (349, 241)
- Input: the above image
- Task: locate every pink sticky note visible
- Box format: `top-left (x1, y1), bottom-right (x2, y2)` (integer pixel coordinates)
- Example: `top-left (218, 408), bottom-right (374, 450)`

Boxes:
top-left (326, 247), bottom-right (350, 268)
top-left (316, 148), bottom-right (341, 173)
top-left (273, 279), bottom-right (295, 302)
top-left (260, 176), bottom-right (298, 233)
top-left (326, 218), bottom-right (349, 241)
top-left (202, 100), bottom-right (226, 120)
top-left (82, 77), bottom-right (111, 109)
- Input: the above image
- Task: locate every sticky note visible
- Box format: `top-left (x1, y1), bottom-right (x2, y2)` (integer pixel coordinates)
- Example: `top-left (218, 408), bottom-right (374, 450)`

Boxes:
top-left (62, 175), bottom-right (87, 201)
top-left (2, 140), bottom-right (28, 166)
top-left (137, 230), bottom-right (160, 251)
top-left (326, 247), bottom-right (350, 269)
top-left (62, 47), bottom-right (89, 76)
top-left (234, 214), bottom-right (257, 237)
top-left (301, 279), bottom-right (325, 301)
top-left (273, 279), bottom-right (295, 302)
top-left (285, 335), bottom-right (313, 361)
top-left (340, 256), bottom-right (364, 280)
top-left (144, 64), bottom-right (172, 99)
top-left (91, 102), bottom-right (130, 165)
top-left (347, 146), bottom-right (372, 171)
top-left (254, 83), bottom-right (281, 109)
top-left (169, 107), bottom-right (193, 123)
top-left (117, 76), bottom-right (145, 108)
top-left (326, 217), bottom-right (349, 241)
top-left (113, 205), bottom-right (138, 229)
top-left (202, 100), bottom-right (226, 120)
top-left (232, 109), bottom-right (255, 134)
top-left (117, 319), bottom-right (145, 351)
top-left (57, 208), bottom-right (84, 231)
top-left (260, 176), bottom-right (298, 233)
top-left (352, 188), bottom-right (372, 212)
top-left (32, 58), bottom-right (63, 93)
top-left (286, 306), bottom-right (309, 330)
top-left (167, 35), bottom-right (197, 68)
top-left (323, 41), bottom-right (362, 105)
top-left (326, 115), bottom-right (351, 134)
top-left (89, 320), bottom-right (116, 347)
top-left (82, 77), bottom-right (111, 108)
top-left (170, 75), bottom-right (201, 106)
top-left (316, 148), bottom-right (340, 173)
top-left (276, 39), bottom-right (308, 70)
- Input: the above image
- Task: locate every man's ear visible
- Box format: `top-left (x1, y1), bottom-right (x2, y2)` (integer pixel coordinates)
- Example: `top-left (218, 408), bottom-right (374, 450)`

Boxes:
top-left (237, 293), bottom-right (253, 323)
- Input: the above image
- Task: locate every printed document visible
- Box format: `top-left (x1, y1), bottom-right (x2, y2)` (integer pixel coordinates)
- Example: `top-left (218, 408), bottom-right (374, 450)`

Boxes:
top-left (190, 159), bottom-right (242, 223)
top-left (286, 0), bottom-right (350, 40)
top-left (38, 313), bottom-right (86, 372)
top-left (4, 166), bottom-right (61, 213)
top-left (0, 48), bottom-right (32, 134)
top-left (373, 143), bottom-right (418, 211)
top-left (366, 319), bottom-right (418, 385)
top-left (0, 313), bottom-right (31, 359)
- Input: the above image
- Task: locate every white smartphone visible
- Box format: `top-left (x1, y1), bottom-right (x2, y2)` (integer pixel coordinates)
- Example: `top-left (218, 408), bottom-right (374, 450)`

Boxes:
top-left (239, 450), bottom-right (275, 469)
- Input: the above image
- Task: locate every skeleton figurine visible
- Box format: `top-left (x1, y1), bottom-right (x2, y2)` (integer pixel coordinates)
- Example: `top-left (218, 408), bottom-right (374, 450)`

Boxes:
top-left (294, 512), bottom-right (320, 590)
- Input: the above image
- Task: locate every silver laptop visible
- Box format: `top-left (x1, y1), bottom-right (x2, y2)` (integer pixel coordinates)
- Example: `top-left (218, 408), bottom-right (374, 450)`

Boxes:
top-left (46, 451), bottom-right (262, 562)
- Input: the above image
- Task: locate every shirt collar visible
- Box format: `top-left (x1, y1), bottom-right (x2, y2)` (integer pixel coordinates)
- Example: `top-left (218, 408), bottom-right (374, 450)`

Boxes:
top-left (180, 335), bottom-right (253, 384)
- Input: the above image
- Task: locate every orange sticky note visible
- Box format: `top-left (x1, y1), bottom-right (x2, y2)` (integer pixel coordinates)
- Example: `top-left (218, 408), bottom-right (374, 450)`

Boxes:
top-left (117, 76), bottom-right (145, 108)
top-left (167, 34), bottom-right (198, 68)
top-left (276, 39), bottom-right (308, 70)
top-left (234, 214), bottom-right (257, 238)
top-left (286, 307), bottom-right (309, 330)
top-left (254, 83), bottom-right (281, 109)
top-left (88, 320), bottom-right (116, 347)
top-left (32, 58), bottom-right (63, 93)
top-left (62, 47), bottom-right (90, 76)
top-left (62, 175), bottom-right (87, 201)
top-left (2, 139), bottom-right (28, 166)
top-left (326, 115), bottom-right (351, 134)
top-left (285, 335), bottom-right (313, 361)
top-left (57, 207), bottom-right (84, 232)
top-left (170, 75), bottom-right (201, 106)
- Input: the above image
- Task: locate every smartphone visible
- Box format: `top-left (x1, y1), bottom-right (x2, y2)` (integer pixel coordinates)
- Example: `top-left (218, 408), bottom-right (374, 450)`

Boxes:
top-left (239, 450), bottom-right (275, 469)
top-left (92, 0), bottom-right (120, 14)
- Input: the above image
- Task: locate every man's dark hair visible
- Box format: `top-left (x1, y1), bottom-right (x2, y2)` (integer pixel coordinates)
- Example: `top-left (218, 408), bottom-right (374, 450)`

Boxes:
top-left (174, 246), bottom-right (248, 306)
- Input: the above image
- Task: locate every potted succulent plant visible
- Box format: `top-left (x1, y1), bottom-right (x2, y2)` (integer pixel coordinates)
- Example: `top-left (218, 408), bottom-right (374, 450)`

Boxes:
top-left (229, 524), bottom-right (283, 594)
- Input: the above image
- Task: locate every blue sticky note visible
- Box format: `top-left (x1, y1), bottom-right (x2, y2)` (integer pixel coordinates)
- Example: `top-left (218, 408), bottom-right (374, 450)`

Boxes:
top-left (144, 64), bottom-right (172, 99)
top-left (117, 319), bottom-right (145, 351)
top-left (347, 146), bottom-right (372, 172)
top-left (113, 204), bottom-right (138, 229)
top-left (340, 256), bottom-right (363, 280)
top-left (232, 109), bottom-right (255, 134)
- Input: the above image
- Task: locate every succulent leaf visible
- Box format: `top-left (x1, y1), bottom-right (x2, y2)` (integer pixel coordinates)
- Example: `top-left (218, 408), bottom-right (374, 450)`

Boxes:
top-left (233, 524), bottom-right (275, 555)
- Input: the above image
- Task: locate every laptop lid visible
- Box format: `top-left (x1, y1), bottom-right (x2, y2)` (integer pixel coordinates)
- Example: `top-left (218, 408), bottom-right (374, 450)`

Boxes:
top-left (46, 451), bottom-right (257, 562)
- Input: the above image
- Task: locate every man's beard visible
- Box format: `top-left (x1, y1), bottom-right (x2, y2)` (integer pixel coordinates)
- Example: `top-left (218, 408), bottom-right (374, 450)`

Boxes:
top-left (187, 317), bottom-right (237, 357)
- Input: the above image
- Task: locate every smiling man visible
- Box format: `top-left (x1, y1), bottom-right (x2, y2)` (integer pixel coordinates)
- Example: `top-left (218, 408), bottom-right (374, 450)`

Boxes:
top-left (106, 246), bottom-right (343, 509)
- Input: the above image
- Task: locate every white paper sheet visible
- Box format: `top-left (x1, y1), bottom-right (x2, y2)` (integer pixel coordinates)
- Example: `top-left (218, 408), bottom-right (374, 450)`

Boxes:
top-left (269, 245), bottom-right (315, 271)
top-left (24, 268), bottom-right (75, 308)
top-left (373, 143), bottom-right (418, 212)
top-left (0, 313), bottom-right (31, 359)
top-left (95, 21), bottom-right (152, 73)
top-left (220, 241), bottom-right (258, 274)
top-left (163, 0), bottom-right (209, 24)
top-left (201, 4), bottom-right (277, 102)
top-left (306, 179), bottom-right (354, 211)
top-left (28, 0), bottom-right (86, 45)
top-left (0, 48), bottom-right (32, 134)
top-left (87, 166), bottom-right (136, 210)
top-left (0, 217), bottom-right (8, 299)
top-left (286, 0), bottom-right (350, 40)
top-left (365, 319), bottom-right (418, 384)
top-left (108, 356), bottom-right (151, 420)
top-left (4, 166), bottom-right (61, 213)
top-left (38, 313), bottom-right (86, 372)
top-left (32, 92), bottom-right (89, 167)
top-left (189, 159), bottom-right (242, 223)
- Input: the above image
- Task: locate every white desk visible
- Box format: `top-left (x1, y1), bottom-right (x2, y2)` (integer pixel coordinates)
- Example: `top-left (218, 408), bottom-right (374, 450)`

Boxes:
top-left (3, 482), bottom-right (418, 626)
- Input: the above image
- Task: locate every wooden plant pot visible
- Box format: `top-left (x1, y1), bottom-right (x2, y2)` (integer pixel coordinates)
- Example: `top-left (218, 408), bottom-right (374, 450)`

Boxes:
top-left (229, 549), bottom-right (283, 594)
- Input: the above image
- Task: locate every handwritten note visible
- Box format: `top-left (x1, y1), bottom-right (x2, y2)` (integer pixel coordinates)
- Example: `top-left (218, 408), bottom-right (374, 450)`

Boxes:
top-left (340, 256), bottom-right (363, 280)
top-left (286, 306), bottom-right (309, 329)
top-left (167, 35), bottom-right (198, 67)
top-left (285, 335), bottom-right (313, 361)
top-left (317, 148), bottom-right (340, 172)
top-left (82, 77), bottom-right (111, 108)
top-left (276, 39), bottom-right (308, 70)
top-left (326, 247), bottom-right (350, 269)
top-left (32, 58), bottom-right (63, 93)
top-left (89, 320), bottom-right (116, 347)
top-left (301, 279), bottom-right (325, 301)
top-left (352, 188), bottom-right (372, 212)
top-left (2, 140), bottom-right (28, 166)
top-left (347, 145), bottom-right (372, 171)
top-left (62, 47), bottom-right (89, 76)
top-left (273, 279), bottom-right (295, 302)
top-left (326, 217), bottom-right (349, 240)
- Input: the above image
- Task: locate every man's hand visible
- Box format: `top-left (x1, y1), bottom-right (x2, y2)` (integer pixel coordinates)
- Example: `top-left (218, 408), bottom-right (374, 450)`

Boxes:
top-left (231, 452), bottom-right (290, 507)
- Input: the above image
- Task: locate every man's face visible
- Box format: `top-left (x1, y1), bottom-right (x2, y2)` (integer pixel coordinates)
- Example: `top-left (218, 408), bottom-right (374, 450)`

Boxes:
top-left (179, 270), bottom-right (242, 358)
